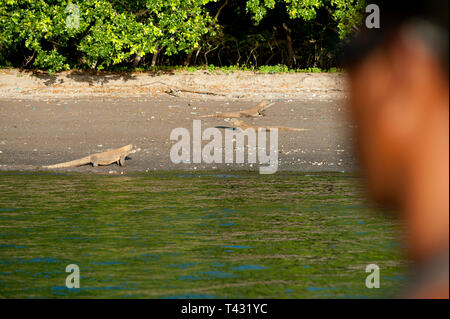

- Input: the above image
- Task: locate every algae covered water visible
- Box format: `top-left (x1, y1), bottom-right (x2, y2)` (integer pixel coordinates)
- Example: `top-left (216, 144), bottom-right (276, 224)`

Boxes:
top-left (0, 171), bottom-right (408, 298)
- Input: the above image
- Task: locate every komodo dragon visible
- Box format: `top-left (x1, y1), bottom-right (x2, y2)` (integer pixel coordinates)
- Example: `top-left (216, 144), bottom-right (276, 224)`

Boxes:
top-left (43, 144), bottom-right (137, 168)
top-left (232, 119), bottom-right (310, 132)
top-left (200, 101), bottom-right (274, 118)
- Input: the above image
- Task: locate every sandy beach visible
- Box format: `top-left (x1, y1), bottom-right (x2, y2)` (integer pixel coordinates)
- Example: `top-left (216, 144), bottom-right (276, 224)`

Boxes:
top-left (0, 69), bottom-right (356, 173)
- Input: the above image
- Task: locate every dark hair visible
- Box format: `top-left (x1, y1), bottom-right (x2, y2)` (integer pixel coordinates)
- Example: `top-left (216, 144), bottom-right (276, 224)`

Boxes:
top-left (343, 0), bottom-right (449, 70)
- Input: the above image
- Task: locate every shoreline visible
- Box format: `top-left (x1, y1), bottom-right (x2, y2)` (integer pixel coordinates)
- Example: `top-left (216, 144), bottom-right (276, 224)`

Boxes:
top-left (0, 70), bottom-right (356, 173)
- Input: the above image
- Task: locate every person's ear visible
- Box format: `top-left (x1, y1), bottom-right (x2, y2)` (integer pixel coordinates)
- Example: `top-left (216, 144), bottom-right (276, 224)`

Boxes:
top-left (378, 32), bottom-right (433, 146)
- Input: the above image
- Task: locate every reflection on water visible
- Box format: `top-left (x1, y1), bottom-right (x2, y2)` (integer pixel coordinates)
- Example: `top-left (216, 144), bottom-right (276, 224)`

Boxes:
top-left (0, 171), bottom-right (407, 298)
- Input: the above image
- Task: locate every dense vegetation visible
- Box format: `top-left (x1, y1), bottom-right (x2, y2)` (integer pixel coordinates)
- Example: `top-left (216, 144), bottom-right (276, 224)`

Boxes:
top-left (0, 0), bottom-right (367, 72)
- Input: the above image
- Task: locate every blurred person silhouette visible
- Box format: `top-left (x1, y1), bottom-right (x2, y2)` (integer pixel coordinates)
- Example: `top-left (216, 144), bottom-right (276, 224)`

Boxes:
top-left (344, 1), bottom-right (449, 298)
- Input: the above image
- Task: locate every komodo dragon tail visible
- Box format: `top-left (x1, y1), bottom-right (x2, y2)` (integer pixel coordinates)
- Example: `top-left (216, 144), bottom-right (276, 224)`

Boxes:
top-left (43, 156), bottom-right (92, 168)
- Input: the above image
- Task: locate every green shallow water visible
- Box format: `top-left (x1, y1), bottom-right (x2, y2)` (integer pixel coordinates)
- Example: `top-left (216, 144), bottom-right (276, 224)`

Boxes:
top-left (0, 171), bottom-right (408, 298)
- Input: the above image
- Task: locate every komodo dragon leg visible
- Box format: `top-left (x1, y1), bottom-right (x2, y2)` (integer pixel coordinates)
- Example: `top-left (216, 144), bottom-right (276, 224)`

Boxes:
top-left (119, 155), bottom-right (126, 166)
top-left (91, 155), bottom-right (99, 167)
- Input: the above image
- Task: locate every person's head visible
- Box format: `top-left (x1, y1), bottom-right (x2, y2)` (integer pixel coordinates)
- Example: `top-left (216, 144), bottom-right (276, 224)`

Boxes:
top-left (345, 1), bottom-right (449, 207)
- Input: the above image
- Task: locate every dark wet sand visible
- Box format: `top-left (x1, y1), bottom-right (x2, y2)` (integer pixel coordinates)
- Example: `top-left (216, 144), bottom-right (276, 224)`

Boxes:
top-left (0, 96), bottom-right (357, 173)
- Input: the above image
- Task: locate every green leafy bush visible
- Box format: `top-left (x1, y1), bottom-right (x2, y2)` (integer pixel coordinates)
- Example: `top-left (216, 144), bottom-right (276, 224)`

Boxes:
top-left (245, 0), bottom-right (366, 39)
top-left (0, 0), bottom-right (366, 71)
top-left (0, 0), bottom-right (218, 71)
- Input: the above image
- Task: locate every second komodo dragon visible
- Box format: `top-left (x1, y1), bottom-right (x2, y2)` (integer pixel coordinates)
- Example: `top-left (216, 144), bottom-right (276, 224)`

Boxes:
top-left (43, 144), bottom-right (138, 168)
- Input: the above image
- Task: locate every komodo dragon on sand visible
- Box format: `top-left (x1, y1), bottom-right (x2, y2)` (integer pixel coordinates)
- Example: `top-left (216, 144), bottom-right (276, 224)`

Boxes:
top-left (231, 119), bottom-right (310, 132)
top-left (200, 101), bottom-right (274, 118)
top-left (43, 144), bottom-right (139, 168)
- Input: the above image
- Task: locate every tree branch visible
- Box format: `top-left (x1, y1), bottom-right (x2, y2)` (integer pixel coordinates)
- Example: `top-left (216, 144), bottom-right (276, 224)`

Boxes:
top-left (214, 0), bottom-right (229, 20)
